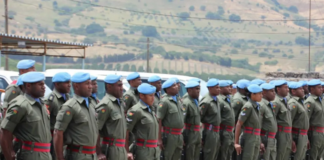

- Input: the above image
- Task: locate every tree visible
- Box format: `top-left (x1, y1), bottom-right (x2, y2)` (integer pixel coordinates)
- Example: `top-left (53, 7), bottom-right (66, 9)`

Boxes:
top-left (53, 1), bottom-right (58, 8)
top-left (141, 26), bottom-right (158, 37)
top-left (261, 15), bottom-right (266, 19)
top-left (283, 13), bottom-right (290, 18)
top-left (122, 64), bottom-right (130, 71)
top-left (288, 6), bottom-right (298, 13)
top-left (295, 37), bottom-right (309, 46)
top-left (205, 12), bottom-right (221, 20)
top-left (83, 37), bottom-right (96, 44)
top-left (39, 4), bottom-right (42, 9)
top-left (230, 49), bottom-right (238, 54)
top-left (154, 68), bottom-right (160, 73)
top-left (217, 6), bottom-right (225, 15)
top-left (178, 12), bottom-right (190, 20)
top-left (189, 6), bottom-right (195, 11)
top-left (86, 23), bottom-right (104, 34)
top-left (130, 65), bottom-right (137, 71)
top-left (229, 14), bottom-right (241, 22)
top-left (200, 5), bottom-right (206, 11)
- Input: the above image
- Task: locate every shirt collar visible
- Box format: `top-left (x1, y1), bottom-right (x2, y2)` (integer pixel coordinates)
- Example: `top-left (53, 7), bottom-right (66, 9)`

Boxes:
top-left (74, 94), bottom-right (89, 107)
top-left (91, 93), bottom-right (97, 100)
top-left (106, 93), bottom-right (121, 106)
top-left (140, 99), bottom-right (152, 113)
top-left (212, 96), bottom-right (217, 101)
top-left (25, 94), bottom-right (42, 105)
top-left (171, 95), bottom-right (177, 102)
top-left (82, 97), bottom-right (89, 107)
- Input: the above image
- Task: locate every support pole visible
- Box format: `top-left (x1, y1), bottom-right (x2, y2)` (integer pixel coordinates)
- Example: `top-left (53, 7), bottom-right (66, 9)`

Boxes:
top-left (43, 44), bottom-right (46, 71)
top-left (4, 0), bottom-right (9, 70)
top-left (146, 37), bottom-right (149, 73)
top-left (82, 58), bottom-right (85, 69)
top-left (308, 0), bottom-right (311, 73)
top-left (0, 36), bottom-right (2, 70)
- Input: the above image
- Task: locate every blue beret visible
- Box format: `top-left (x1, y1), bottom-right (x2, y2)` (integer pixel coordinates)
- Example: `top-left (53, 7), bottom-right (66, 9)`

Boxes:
top-left (236, 79), bottom-right (250, 89)
top-left (219, 80), bottom-right (230, 87)
top-left (185, 81), bottom-right (199, 88)
top-left (269, 80), bottom-right (277, 85)
top-left (207, 78), bottom-right (219, 87)
top-left (162, 78), bottom-right (176, 89)
top-left (16, 75), bottom-right (24, 86)
top-left (248, 84), bottom-right (262, 93)
top-left (138, 83), bottom-right (156, 95)
top-left (126, 72), bottom-right (140, 81)
top-left (251, 79), bottom-right (265, 85)
top-left (104, 74), bottom-right (122, 84)
top-left (307, 79), bottom-right (321, 86)
top-left (170, 77), bottom-right (180, 83)
top-left (189, 78), bottom-right (201, 83)
top-left (22, 72), bottom-right (45, 83)
top-left (227, 80), bottom-right (234, 85)
top-left (17, 59), bottom-right (35, 69)
top-left (232, 84), bottom-right (237, 89)
top-left (274, 80), bottom-right (287, 87)
top-left (148, 75), bottom-right (161, 83)
top-left (299, 80), bottom-right (308, 86)
top-left (71, 72), bottom-right (90, 83)
top-left (52, 72), bottom-right (71, 83)
top-left (289, 82), bottom-right (303, 89)
top-left (322, 82), bottom-right (324, 86)
top-left (90, 75), bottom-right (97, 81)
top-left (260, 83), bottom-right (275, 90)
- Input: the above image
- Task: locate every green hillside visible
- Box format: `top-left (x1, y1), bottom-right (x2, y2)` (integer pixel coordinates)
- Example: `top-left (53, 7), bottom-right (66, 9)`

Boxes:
top-left (1, 0), bottom-right (324, 77)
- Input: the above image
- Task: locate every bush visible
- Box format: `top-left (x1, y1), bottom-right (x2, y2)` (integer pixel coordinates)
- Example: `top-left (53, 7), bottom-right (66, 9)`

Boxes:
top-left (200, 6), bottom-right (206, 11)
top-left (230, 49), bottom-right (238, 54)
top-left (288, 55), bottom-right (295, 59)
top-left (141, 26), bottom-right (158, 37)
top-left (295, 37), bottom-right (309, 46)
top-left (25, 16), bottom-right (35, 22)
top-left (86, 23), bottom-right (104, 34)
top-left (179, 12), bottom-right (190, 20)
top-left (83, 37), bottom-right (96, 44)
top-left (189, 6), bottom-right (195, 11)
top-left (123, 31), bottom-right (128, 34)
top-left (259, 52), bottom-right (268, 57)
top-left (283, 13), bottom-right (290, 18)
top-left (252, 50), bottom-right (258, 54)
top-left (217, 6), bottom-right (225, 15)
top-left (229, 14), bottom-right (241, 22)
top-left (264, 60), bottom-right (278, 66)
top-left (288, 6), bottom-right (298, 13)
top-left (205, 12), bottom-right (221, 20)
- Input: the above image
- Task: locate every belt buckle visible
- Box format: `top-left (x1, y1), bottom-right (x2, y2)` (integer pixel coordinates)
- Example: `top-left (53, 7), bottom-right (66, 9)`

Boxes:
top-left (209, 125), bottom-right (213, 131)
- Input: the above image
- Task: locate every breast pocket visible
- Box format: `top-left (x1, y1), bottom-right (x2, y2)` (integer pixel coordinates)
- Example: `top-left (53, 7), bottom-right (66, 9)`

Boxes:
top-left (209, 104), bottom-right (218, 115)
top-left (111, 112), bottom-right (122, 121)
top-left (141, 117), bottom-right (153, 125)
top-left (168, 106), bottom-right (179, 114)
top-left (74, 113), bottom-right (88, 124)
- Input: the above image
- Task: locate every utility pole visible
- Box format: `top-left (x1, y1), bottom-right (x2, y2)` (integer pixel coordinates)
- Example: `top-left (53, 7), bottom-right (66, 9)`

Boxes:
top-left (146, 37), bottom-right (149, 73)
top-left (308, 0), bottom-right (311, 73)
top-left (4, 0), bottom-right (9, 70)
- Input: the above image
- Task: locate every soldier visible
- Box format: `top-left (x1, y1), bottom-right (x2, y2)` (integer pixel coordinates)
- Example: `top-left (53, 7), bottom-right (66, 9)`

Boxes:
top-left (126, 83), bottom-right (161, 160)
top-left (250, 79), bottom-right (265, 86)
top-left (53, 72), bottom-right (106, 160)
top-left (2, 59), bottom-right (35, 114)
top-left (259, 83), bottom-right (277, 160)
top-left (148, 75), bottom-right (162, 113)
top-left (90, 75), bottom-right (100, 105)
top-left (200, 78), bottom-right (221, 160)
top-left (157, 78), bottom-right (184, 160)
top-left (182, 78), bottom-right (200, 100)
top-left (45, 72), bottom-right (71, 160)
top-left (234, 84), bottom-right (263, 160)
top-left (182, 81), bottom-right (201, 160)
top-left (299, 81), bottom-right (310, 100)
top-left (0, 72), bottom-right (51, 160)
top-left (321, 82), bottom-right (324, 98)
top-left (232, 79), bottom-right (250, 124)
top-left (272, 80), bottom-right (295, 160)
top-left (161, 77), bottom-right (181, 99)
top-left (288, 82), bottom-right (309, 160)
top-left (304, 79), bottom-right (324, 160)
top-left (218, 80), bottom-right (235, 160)
top-left (124, 72), bottom-right (141, 111)
top-left (95, 74), bottom-right (131, 160)
top-left (232, 84), bottom-right (237, 96)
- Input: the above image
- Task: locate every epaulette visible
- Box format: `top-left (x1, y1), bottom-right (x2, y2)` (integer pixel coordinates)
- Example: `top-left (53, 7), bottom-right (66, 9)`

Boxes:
top-left (47, 94), bottom-right (55, 102)
top-left (5, 84), bottom-right (18, 91)
top-left (64, 98), bottom-right (78, 108)
top-left (9, 95), bottom-right (26, 106)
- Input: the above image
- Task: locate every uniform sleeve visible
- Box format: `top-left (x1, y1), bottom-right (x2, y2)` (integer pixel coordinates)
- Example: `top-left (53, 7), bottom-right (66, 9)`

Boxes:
top-left (95, 103), bottom-right (111, 130)
top-left (157, 101), bottom-right (168, 120)
top-left (182, 102), bottom-right (189, 122)
top-left (232, 99), bottom-right (243, 121)
top-left (199, 102), bottom-right (210, 121)
top-left (1, 104), bottom-right (26, 132)
top-left (45, 98), bottom-right (59, 118)
top-left (126, 109), bottom-right (140, 132)
top-left (123, 94), bottom-right (134, 110)
top-left (2, 87), bottom-right (19, 109)
top-left (54, 104), bottom-right (74, 131)
top-left (289, 102), bottom-right (298, 122)
top-left (272, 101), bottom-right (280, 116)
top-left (238, 106), bottom-right (252, 124)
top-left (305, 102), bottom-right (313, 118)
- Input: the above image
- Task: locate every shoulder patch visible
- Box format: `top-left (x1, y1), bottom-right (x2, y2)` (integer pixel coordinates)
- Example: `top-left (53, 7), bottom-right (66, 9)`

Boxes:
top-left (48, 95), bottom-right (54, 101)
top-left (159, 104), bottom-right (163, 108)
top-left (124, 95), bottom-right (129, 100)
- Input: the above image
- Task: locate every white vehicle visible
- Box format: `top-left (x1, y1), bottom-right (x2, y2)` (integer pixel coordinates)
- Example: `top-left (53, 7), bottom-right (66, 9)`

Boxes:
top-left (0, 71), bottom-right (52, 104)
top-left (45, 69), bottom-right (208, 100)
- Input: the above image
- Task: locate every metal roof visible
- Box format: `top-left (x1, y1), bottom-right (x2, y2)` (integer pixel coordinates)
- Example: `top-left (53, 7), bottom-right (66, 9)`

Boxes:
top-left (0, 33), bottom-right (92, 48)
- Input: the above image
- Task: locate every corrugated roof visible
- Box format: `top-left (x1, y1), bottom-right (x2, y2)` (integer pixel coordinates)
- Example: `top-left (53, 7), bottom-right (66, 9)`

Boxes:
top-left (0, 33), bottom-right (93, 47)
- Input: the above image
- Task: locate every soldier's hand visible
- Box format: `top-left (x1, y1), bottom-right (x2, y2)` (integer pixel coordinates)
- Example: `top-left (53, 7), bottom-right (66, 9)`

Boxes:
top-left (127, 152), bottom-right (134, 160)
top-left (260, 143), bottom-right (265, 153)
top-left (10, 151), bottom-right (16, 160)
top-left (234, 143), bottom-right (242, 155)
top-left (97, 153), bottom-right (107, 160)
top-left (292, 141), bottom-right (297, 153)
top-left (307, 140), bottom-right (310, 150)
top-left (158, 139), bottom-right (164, 150)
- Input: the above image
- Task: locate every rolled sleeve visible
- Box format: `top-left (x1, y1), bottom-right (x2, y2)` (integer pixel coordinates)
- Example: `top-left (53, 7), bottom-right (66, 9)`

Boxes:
top-left (126, 109), bottom-right (139, 131)
top-left (1, 105), bottom-right (26, 132)
top-left (54, 105), bottom-right (73, 131)
top-left (157, 101), bottom-right (168, 120)
top-left (238, 106), bottom-right (251, 123)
